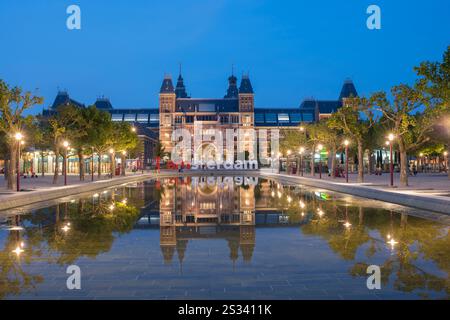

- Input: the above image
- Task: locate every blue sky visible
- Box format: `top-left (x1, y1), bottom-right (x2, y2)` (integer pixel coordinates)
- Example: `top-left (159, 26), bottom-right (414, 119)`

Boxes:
top-left (0, 0), bottom-right (449, 115)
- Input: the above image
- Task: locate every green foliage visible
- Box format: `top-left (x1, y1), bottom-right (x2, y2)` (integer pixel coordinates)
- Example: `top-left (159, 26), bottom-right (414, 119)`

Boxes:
top-left (154, 141), bottom-right (169, 159)
top-left (109, 122), bottom-right (139, 153)
top-left (279, 128), bottom-right (307, 155)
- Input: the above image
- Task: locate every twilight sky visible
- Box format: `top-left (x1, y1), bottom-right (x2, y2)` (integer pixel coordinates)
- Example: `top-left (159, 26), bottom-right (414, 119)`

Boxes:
top-left (0, 0), bottom-right (449, 115)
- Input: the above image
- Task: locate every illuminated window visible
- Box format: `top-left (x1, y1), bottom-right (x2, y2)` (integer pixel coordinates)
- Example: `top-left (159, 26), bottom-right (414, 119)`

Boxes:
top-left (278, 113), bottom-right (289, 122)
top-left (124, 114), bottom-right (136, 122)
top-left (111, 114), bottom-right (123, 122)
top-left (137, 114), bottom-right (149, 123)
top-left (150, 114), bottom-right (159, 122)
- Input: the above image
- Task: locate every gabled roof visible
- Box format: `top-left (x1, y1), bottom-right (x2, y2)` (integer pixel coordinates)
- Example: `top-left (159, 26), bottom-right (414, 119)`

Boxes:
top-left (316, 100), bottom-right (342, 114)
top-left (339, 79), bottom-right (358, 100)
top-left (299, 98), bottom-right (341, 114)
top-left (94, 97), bottom-right (113, 110)
top-left (176, 98), bottom-right (239, 113)
top-left (51, 91), bottom-right (84, 109)
top-left (160, 76), bottom-right (174, 93)
top-left (239, 75), bottom-right (253, 94)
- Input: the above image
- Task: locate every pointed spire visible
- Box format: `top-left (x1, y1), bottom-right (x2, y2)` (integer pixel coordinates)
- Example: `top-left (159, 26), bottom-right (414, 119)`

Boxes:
top-left (175, 64), bottom-right (188, 98)
top-left (160, 74), bottom-right (174, 94)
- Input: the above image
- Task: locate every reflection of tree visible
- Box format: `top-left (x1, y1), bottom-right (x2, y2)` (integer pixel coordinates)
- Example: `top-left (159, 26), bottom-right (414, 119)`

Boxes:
top-left (0, 218), bottom-right (44, 299)
top-left (301, 206), bottom-right (370, 261)
top-left (0, 191), bottom-right (141, 299)
top-left (43, 200), bottom-right (139, 265)
top-left (299, 200), bottom-right (449, 298)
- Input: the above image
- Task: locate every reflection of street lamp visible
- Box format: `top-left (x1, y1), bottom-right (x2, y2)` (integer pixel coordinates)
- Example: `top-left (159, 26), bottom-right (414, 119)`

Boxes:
top-left (14, 132), bottom-right (24, 192)
top-left (317, 208), bottom-right (324, 217)
top-left (63, 141), bottom-right (70, 186)
top-left (317, 144), bottom-right (323, 179)
top-left (299, 147), bottom-right (305, 176)
top-left (387, 237), bottom-right (398, 250)
top-left (343, 140), bottom-right (350, 183)
top-left (386, 134), bottom-right (395, 187)
top-left (12, 245), bottom-right (24, 256)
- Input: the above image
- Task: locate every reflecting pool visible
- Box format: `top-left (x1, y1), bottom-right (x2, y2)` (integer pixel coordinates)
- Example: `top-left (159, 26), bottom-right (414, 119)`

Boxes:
top-left (0, 176), bottom-right (449, 300)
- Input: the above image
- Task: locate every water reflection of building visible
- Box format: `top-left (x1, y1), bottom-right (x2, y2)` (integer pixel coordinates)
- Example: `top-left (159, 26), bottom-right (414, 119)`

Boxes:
top-left (159, 176), bottom-right (255, 265)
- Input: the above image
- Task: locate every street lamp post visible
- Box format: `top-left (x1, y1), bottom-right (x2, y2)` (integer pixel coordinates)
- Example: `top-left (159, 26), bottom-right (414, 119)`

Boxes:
top-left (287, 150), bottom-right (291, 174)
top-left (299, 147), bottom-right (305, 176)
top-left (15, 133), bottom-right (23, 192)
top-left (344, 140), bottom-right (350, 183)
top-left (386, 134), bottom-right (395, 187)
top-left (444, 151), bottom-right (448, 172)
top-left (317, 144), bottom-right (323, 179)
top-left (91, 147), bottom-right (95, 182)
top-left (63, 141), bottom-right (70, 186)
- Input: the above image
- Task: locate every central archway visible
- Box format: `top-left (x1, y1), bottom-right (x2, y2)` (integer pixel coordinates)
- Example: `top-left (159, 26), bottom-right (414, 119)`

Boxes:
top-left (195, 143), bottom-right (219, 163)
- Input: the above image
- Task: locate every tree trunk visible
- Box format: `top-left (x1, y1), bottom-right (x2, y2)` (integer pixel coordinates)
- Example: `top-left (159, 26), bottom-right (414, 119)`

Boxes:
top-left (121, 154), bottom-right (126, 176)
top-left (7, 143), bottom-right (16, 190)
top-left (330, 147), bottom-right (336, 178)
top-left (53, 148), bottom-right (60, 184)
top-left (98, 154), bottom-right (102, 178)
top-left (398, 141), bottom-right (408, 187)
top-left (310, 143), bottom-right (316, 177)
top-left (357, 141), bottom-right (364, 183)
top-left (358, 206), bottom-right (364, 226)
top-left (78, 151), bottom-right (85, 181)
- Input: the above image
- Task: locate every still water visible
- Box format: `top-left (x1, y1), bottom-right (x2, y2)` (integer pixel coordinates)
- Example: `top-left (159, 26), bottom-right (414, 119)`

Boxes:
top-left (0, 176), bottom-right (449, 300)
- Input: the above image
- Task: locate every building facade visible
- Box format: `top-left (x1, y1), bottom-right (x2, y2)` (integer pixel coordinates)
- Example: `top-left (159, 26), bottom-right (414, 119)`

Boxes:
top-left (40, 72), bottom-right (357, 170)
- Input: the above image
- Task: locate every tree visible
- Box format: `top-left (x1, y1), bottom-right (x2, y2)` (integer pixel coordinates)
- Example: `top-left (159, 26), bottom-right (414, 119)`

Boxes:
top-left (320, 120), bottom-right (342, 178)
top-left (305, 123), bottom-right (322, 176)
top-left (154, 141), bottom-right (168, 159)
top-left (109, 122), bottom-right (139, 176)
top-left (372, 84), bottom-right (440, 186)
top-left (279, 128), bottom-right (308, 155)
top-left (82, 106), bottom-right (112, 178)
top-left (328, 96), bottom-right (377, 182)
top-left (0, 80), bottom-right (43, 190)
top-left (46, 104), bottom-right (84, 184)
top-left (415, 45), bottom-right (450, 178)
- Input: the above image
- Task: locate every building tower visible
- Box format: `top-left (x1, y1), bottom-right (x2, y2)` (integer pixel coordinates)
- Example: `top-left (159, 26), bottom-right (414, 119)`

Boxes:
top-left (175, 68), bottom-right (189, 98)
top-left (224, 73), bottom-right (239, 99)
top-left (159, 75), bottom-right (176, 155)
top-left (238, 74), bottom-right (255, 160)
top-left (339, 78), bottom-right (358, 101)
